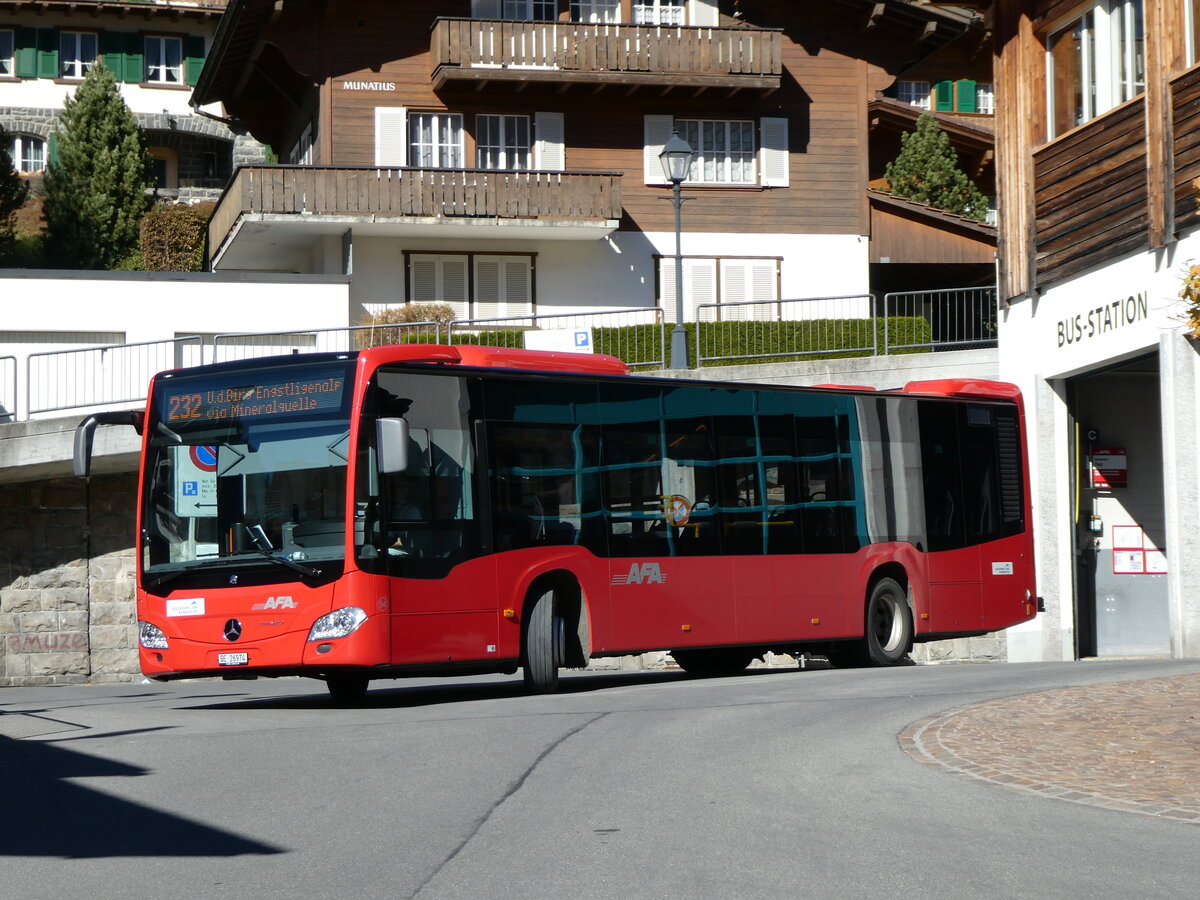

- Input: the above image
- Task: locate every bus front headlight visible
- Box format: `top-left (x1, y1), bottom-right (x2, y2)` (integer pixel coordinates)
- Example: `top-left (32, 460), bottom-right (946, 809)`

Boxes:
top-left (139, 620), bottom-right (169, 650)
top-left (307, 607), bottom-right (367, 642)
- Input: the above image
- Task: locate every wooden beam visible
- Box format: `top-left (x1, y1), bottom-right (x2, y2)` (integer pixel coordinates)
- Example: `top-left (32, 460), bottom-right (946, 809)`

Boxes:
top-left (865, 2), bottom-right (886, 31)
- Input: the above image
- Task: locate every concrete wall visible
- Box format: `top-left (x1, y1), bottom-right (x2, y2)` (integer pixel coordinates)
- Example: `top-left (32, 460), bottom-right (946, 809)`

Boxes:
top-left (0, 271), bottom-right (351, 421)
top-left (0, 473), bottom-right (138, 685)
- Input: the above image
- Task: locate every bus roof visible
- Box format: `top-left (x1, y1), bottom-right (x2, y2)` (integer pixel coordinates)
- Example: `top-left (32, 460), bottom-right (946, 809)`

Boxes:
top-left (357, 344), bottom-right (629, 376)
top-left (897, 379), bottom-right (1022, 401)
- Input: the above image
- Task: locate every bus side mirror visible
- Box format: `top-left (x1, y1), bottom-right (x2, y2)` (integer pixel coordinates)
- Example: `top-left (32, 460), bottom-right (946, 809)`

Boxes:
top-left (377, 417), bottom-right (409, 474)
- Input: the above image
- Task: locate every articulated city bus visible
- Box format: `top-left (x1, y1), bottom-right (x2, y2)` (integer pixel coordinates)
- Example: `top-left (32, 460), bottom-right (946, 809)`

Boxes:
top-left (75, 344), bottom-right (1037, 699)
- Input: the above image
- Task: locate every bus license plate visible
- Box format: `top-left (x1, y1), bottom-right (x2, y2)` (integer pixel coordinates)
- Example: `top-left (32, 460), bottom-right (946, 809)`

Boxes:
top-left (218, 652), bottom-right (249, 666)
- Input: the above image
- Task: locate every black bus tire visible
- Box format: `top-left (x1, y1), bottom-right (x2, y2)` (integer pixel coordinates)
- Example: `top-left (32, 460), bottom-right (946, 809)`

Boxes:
top-left (672, 647), bottom-right (755, 677)
top-left (864, 577), bottom-right (912, 666)
top-left (523, 588), bottom-right (561, 693)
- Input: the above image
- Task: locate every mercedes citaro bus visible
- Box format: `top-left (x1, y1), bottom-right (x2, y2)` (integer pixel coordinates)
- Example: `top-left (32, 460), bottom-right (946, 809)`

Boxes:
top-left (75, 344), bottom-right (1036, 700)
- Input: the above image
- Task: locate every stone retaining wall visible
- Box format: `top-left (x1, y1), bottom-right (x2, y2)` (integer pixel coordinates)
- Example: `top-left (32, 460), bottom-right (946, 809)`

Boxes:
top-left (0, 474), bottom-right (138, 686)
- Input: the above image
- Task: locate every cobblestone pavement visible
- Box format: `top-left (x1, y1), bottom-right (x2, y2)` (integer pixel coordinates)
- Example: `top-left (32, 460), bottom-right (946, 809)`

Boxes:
top-left (899, 672), bottom-right (1200, 823)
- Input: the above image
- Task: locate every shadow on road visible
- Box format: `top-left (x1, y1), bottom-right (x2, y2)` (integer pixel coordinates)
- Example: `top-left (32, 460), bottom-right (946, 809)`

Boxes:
top-left (190, 664), bottom-right (806, 712)
top-left (0, 733), bottom-right (284, 858)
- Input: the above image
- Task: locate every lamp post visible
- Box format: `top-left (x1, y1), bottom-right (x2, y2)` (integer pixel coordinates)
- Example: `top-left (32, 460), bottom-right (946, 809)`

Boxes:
top-left (659, 130), bottom-right (695, 370)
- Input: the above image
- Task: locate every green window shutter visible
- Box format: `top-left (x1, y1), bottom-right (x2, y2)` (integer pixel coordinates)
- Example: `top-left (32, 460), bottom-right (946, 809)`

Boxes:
top-left (101, 30), bottom-right (125, 78)
top-left (15, 27), bottom-right (38, 77)
top-left (124, 32), bottom-right (143, 83)
top-left (934, 80), bottom-right (953, 112)
top-left (185, 36), bottom-right (206, 86)
top-left (36, 27), bottom-right (58, 79)
top-left (956, 79), bottom-right (977, 113)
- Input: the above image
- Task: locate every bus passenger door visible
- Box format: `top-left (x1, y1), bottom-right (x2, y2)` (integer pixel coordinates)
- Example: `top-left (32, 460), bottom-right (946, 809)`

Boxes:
top-left (919, 401), bottom-right (983, 632)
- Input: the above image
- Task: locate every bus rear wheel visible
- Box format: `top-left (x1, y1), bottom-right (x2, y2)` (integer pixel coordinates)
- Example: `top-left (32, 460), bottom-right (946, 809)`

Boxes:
top-left (326, 673), bottom-right (369, 703)
top-left (864, 577), bottom-right (912, 666)
top-left (828, 577), bottom-right (913, 668)
top-left (671, 648), bottom-right (756, 677)
top-left (523, 588), bottom-right (563, 694)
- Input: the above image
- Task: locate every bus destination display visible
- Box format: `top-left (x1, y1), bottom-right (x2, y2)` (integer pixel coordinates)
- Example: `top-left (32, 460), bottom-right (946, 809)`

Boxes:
top-left (163, 373), bottom-right (347, 424)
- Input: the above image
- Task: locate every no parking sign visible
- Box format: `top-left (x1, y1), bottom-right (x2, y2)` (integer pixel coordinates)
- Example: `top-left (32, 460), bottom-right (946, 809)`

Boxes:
top-left (175, 445), bottom-right (218, 516)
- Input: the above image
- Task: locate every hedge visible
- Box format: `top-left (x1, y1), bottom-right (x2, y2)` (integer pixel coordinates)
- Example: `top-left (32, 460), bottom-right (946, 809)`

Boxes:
top-left (357, 316), bottom-right (934, 370)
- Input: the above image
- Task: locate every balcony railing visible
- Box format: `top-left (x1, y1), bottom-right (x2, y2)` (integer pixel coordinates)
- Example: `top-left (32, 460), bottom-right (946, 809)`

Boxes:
top-left (209, 165), bottom-right (623, 260)
top-left (431, 18), bottom-right (782, 91)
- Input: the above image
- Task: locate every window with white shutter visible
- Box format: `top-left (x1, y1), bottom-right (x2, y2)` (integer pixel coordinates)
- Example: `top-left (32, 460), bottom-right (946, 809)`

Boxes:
top-left (375, 107), bottom-right (407, 167)
top-left (647, 116), bottom-right (789, 187)
top-left (659, 257), bottom-right (780, 322)
top-left (643, 114), bottom-right (674, 185)
top-left (409, 255), bottom-right (470, 318)
top-left (474, 256), bottom-right (533, 319)
top-left (534, 111), bottom-right (565, 171)
top-left (689, 0), bottom-right (720, 27)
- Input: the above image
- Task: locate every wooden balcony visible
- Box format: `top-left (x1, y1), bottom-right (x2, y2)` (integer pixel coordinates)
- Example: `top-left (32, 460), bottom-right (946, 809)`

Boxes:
top-left (207, 165), bottom-right (623, 268)
top-left (431, 18), bottom-right (782, 94)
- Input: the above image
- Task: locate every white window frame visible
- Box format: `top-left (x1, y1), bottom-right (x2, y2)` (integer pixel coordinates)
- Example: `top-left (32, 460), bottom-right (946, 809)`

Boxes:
top-left (571, 1), bottom-right (620, 23)
top-left (1, 29), bottom-right (17, 78)
top-left (633, 0), bottom-right (686, 26)
top-left (677, 118), bottom-right (756, 185)
top-left (1046, 1), bottom-right (1143, 139)
top-left (502, 0), bottom-right (555, 20)
top-left (12, 134), bottom-right (45, 173)
top-left (409, 112), bottom-right (464, 169)
top-left (144, 35), bottom-right (183, 84)
top-left (974, 83), bottom-right (995, 115)
top-left (897, 80), bottom-right (931, 110)
top-left (60, 31), bottom-right (98, 80)
top-left (476, 114), bottom-right (532, 170)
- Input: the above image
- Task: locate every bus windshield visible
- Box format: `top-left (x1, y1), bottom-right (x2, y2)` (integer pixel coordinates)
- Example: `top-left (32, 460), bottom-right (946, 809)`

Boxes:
top-left (141, 359), bottom-right (356, 582)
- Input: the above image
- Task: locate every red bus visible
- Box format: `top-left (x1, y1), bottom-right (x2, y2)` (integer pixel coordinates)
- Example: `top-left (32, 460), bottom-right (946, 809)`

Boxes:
top-left (75, 344), bottom-right (1036, 699)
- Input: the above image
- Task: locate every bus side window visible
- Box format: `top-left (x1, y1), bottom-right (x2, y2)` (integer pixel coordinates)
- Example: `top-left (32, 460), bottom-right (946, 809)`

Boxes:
top-left (796, 413), bottom-right (844, 554)
top-left (918, 401), bottom-right (966, 551)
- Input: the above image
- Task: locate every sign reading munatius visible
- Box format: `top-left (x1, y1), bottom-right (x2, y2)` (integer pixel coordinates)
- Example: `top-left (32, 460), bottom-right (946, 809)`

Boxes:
top-left (1057, 293), bottom-right (1149, 348)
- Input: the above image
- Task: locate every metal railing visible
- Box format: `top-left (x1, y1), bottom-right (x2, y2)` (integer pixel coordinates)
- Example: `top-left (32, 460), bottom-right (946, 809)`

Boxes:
top-left (447, 307), bottom-right (666, 370)
top-left (694, 287), bottom-right (998, 365)
top-left (210, 322), bottom-right (444, 363)
top-left (0, 355), bottom-right (15, 423)
top-left (2, 290), bottom-right (997, 421)
top-left (25, 337), bottom-right (203, 418)
top-left (881, 286), bottom-right (998, 352)
top-left (695, 294), bottom-right (877, 366)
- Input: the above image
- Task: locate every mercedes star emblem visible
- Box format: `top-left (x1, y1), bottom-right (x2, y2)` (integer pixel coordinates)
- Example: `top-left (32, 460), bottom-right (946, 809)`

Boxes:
top-left (223, 619), bottom-right (243, 642)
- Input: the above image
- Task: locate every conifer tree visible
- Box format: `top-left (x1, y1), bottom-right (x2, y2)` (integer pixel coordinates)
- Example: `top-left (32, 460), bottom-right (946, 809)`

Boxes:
top-left (0, 124), bottom-right (30, 264)
top-left (884, 112), bottom-right (990, 222)
top-left (43, 62), bottom-right (153, 269)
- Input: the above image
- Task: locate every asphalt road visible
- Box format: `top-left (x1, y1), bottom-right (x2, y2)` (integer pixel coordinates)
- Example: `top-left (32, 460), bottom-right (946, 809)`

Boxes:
top-left (3, 658), bottom-right (1200, 900)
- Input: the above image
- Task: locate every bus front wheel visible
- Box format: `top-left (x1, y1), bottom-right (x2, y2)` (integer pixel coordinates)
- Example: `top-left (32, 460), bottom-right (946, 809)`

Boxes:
top-left (523, 588), bottom-right (563, 694)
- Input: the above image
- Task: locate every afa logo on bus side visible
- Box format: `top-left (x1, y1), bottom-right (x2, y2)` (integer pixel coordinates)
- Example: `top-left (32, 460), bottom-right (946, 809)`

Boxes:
top-left (611, 562), bottom-right (667, 586)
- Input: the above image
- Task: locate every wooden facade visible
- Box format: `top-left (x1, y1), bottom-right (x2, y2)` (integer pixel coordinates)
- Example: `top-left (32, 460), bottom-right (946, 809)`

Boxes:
top-left (196, 0), bottom-right (984, 274)
top-left (984, 0), bottom-right (1200, 299)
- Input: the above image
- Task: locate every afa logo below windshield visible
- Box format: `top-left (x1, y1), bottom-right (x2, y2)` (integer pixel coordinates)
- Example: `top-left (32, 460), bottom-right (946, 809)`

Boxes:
top-left (611, 563), bottom-right (667, 586)
top-left (251, 596), bottom-right (297, 610)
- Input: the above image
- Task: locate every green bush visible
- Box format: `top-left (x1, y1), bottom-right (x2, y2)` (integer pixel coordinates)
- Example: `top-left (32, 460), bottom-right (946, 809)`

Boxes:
top-left (140, 202), bottom-right (214, 272)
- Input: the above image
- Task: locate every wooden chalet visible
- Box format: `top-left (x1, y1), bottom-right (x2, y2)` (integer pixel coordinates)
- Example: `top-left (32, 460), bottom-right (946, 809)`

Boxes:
top-left (193, 0), bottom-right (991, 318)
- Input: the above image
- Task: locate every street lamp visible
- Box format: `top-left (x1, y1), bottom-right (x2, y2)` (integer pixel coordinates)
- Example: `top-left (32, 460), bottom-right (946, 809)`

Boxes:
top-left (659, 130), bottom-right (695, 370)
